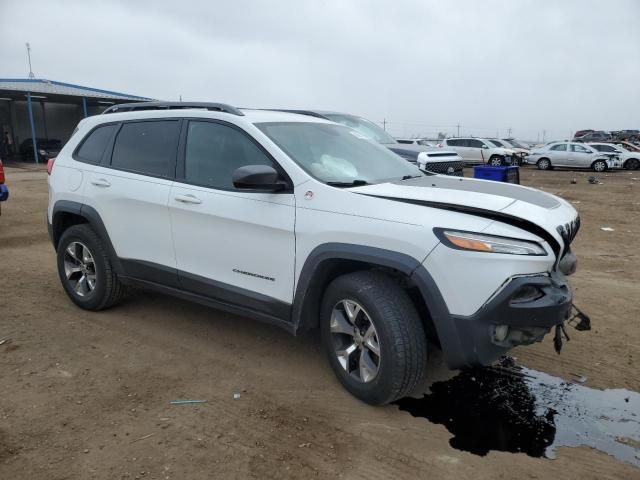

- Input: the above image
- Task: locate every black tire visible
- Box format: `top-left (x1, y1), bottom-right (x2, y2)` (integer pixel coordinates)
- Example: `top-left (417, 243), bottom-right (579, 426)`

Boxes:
top-left (320, 270), bottom-right (427, 405)
top-left (537, 158), bottom-right (551, 170)
top-left (56, 224), bottom-right (124, 310)
top-left (624, 158), bottom-right (639, 170)
top-left (592, 159), bottom-right (607, 172)
top-left (488, 155), bottom-right (503, 167)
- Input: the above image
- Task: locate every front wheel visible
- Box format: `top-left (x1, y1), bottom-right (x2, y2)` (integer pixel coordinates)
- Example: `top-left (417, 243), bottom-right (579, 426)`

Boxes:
top-left (320, 271), bottom-right (427, 405)
top-left (592, 160), bottom-right (607, 172)
top-left (537, 158), bottom-right (551, 170)
top-left (488, 155), bottom-right (503, 167)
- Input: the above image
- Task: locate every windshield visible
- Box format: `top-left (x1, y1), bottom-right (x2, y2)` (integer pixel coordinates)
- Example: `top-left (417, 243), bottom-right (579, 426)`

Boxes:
top-left (505, 139), bottom-right (526, 149)
top-left (488, 139), bottom-right (504, 147)
top-left (257, 122), bottom-right (421, 184)
top-left (321, 113), bottom-right (398, 145)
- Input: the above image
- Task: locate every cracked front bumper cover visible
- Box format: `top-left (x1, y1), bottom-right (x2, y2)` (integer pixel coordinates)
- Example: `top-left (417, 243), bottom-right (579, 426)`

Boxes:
top-left (445, 272), bottom-right (572, 369)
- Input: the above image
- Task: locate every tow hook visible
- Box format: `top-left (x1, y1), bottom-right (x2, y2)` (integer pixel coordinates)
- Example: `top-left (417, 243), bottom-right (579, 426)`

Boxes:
top-left (554, 302), bottom-right (592, 354)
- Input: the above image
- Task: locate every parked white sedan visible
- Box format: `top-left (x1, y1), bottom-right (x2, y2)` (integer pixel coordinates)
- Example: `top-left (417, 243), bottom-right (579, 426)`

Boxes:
top-left (588, 143), bottom-right (640, 170)
top-left (527, 142), bottom-right (616, 172)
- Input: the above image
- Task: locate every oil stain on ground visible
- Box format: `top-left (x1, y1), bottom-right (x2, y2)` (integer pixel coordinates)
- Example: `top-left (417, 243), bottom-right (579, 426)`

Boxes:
top-left (395, 361), bottom-right (640, 467)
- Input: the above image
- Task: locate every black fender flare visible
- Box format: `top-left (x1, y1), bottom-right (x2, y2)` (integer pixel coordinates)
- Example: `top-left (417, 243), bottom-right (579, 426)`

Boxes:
top-left (291, 243), bottom-right (464, 368)
top-left (51, 200), bottom-right (123, 274)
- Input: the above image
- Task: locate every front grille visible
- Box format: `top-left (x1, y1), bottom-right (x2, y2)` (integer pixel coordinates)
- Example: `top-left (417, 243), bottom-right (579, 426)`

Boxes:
top-left (423, 160), bottom-right (464, 176)
top-left (556, 216), bottom-right (581, 250)
top-left (426, 152), bottom-right (459, 158)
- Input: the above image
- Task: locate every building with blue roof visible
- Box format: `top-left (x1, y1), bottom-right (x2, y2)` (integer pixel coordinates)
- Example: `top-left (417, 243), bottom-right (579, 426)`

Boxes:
top-left (0, 78), bottom-right (153, 163)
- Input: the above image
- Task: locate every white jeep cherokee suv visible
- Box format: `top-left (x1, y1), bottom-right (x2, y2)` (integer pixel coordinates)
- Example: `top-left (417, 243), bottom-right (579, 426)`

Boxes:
top-left (440, 137), bottom-right (516, 166)
top-left (48, 102), bottom-right (580, 405)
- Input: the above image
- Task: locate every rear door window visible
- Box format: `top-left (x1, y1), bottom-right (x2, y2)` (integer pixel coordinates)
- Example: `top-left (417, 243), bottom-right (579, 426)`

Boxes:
top-left (571, 144), bottom-right (590, 153)
top-left (75, 124), bottom-right (118, 164)
top-left (110, 120), bottom-right (180, 177)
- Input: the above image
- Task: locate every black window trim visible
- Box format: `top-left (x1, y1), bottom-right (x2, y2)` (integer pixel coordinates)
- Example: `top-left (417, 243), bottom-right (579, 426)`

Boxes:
top-left (105, 118), bottom-right (182, 180)
top-left (175, 118), bottom-right (294, 194)
top-left (72, 122), bottom-right (121, 165)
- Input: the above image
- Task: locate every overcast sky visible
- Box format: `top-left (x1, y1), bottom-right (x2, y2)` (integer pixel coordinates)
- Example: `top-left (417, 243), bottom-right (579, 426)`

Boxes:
top-left (1, 0), bottom-right (638, 141)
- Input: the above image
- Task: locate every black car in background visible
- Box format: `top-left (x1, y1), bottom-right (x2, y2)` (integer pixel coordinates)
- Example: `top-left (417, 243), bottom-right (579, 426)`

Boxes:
top-left (574, 131), bottom-right (611, 143)
top-left (19, 138), bottom-right (63, 162)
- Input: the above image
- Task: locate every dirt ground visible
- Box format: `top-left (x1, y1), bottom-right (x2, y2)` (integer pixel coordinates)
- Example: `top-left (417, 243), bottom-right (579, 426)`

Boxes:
top-left (1, 164), bottom-right (638, 479)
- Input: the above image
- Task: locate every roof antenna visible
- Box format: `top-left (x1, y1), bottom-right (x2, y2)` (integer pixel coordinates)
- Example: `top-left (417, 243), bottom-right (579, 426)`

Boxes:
top-left (26, 42), bottom-right (35, 79)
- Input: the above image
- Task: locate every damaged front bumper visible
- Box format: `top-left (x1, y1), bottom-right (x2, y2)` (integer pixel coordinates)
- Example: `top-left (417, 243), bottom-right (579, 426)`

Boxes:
top-left (414, 268), bottom-right (574, 370)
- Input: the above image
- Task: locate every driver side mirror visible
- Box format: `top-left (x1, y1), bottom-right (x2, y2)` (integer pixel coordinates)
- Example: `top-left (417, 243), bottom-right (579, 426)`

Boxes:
top-left (232, 165), bottom-right (287, 191)
top-left (482, 144), bottom-right (489, 149)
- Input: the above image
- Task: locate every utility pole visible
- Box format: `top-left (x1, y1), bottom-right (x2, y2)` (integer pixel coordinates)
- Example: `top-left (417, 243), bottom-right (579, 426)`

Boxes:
top-left (542, 130), bottom-right (546, 143)
top-left (26, 42), bottom-right (35, 78)
top-left (507, 127), bottom-right (512, 138)
top-left (456, 123), bottom-right (460, 137)
top-left (382, 118), bottom-right (387, 131)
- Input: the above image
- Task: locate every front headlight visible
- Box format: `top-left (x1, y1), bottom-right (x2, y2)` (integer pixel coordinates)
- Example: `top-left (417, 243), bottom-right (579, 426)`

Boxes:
top-left (434, 229), bottom-right (547, 255)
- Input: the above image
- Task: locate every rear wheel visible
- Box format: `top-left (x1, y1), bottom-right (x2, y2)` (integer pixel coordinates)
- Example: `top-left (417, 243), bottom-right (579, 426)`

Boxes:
top-left (537, 158), bottom-right (551, 170)
top-left (56, 224), bottom-right (124, 310)
top-left (320, 271), bottom-right (427, 405)
top-left (624, 158), bottom-right (639, 170)
top-left (592, 160), bottom-right (607, 172)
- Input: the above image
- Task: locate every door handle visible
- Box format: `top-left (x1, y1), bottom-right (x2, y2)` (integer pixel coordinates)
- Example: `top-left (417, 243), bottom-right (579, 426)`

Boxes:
top-left (174, 194), bottom-right (202, 205)
top-left (91, 178), bottom-right (111, 187)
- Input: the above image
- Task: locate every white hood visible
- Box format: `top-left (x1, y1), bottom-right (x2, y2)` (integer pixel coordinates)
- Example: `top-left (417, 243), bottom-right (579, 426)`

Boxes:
top-left (350, 175), bottom-right (579, 252)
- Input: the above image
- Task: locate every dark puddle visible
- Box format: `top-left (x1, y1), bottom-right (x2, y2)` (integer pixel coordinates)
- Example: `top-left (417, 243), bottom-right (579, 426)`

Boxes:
top-left (395, 361), bottom-right (640, 467)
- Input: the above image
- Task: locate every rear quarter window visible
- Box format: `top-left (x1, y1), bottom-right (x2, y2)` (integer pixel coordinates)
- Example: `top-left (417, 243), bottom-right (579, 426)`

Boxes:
top-left (74, 124), bottom-right (118, 164)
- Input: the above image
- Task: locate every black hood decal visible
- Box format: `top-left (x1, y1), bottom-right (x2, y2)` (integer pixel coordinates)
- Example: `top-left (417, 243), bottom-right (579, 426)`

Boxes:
top-left (359, 194), bottom-right (562, 257)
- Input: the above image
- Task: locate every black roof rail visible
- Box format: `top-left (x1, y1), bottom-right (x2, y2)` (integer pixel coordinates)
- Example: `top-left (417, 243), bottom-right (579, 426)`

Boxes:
top-left (263, 109), bottom-right (330, 119)
top-left (102, 101), bottom-right (244, 116)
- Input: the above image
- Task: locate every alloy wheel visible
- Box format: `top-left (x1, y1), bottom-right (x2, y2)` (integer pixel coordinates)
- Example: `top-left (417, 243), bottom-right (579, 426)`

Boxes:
top-left (63, 241), bottom-right (97, 297)
top-left (330, 299), bottom-right (381, 383)
top-left (593, 161), bottom-right (606, 172)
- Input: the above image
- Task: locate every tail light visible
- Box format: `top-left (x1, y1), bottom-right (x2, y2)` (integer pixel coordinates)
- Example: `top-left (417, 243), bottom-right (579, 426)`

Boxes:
top-left (47, 157), bottom-right (56, 175)
top-left (0, 160), bottom-right (5, 184)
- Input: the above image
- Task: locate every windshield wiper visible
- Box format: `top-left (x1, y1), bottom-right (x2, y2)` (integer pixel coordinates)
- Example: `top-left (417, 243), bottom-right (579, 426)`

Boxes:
top-left (326, 179), bottom-right (369, 188)
top-left (400, 174), bottom-right (422, 180)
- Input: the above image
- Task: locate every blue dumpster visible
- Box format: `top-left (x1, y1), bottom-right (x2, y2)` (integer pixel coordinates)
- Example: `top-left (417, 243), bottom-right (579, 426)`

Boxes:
top-left (473, 165), bottom-right (520, 184)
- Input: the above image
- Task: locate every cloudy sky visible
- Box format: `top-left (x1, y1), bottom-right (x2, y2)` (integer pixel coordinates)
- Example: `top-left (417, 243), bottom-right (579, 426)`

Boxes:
top-left (1, 0), bottom-right (638, 141)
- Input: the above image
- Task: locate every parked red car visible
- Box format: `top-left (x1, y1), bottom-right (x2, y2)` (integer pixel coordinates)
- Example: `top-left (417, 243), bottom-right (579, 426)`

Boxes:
top-left (0, 160), bottom-right (9, 206)
top-left (0, 159), bottom-right (8, 203)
